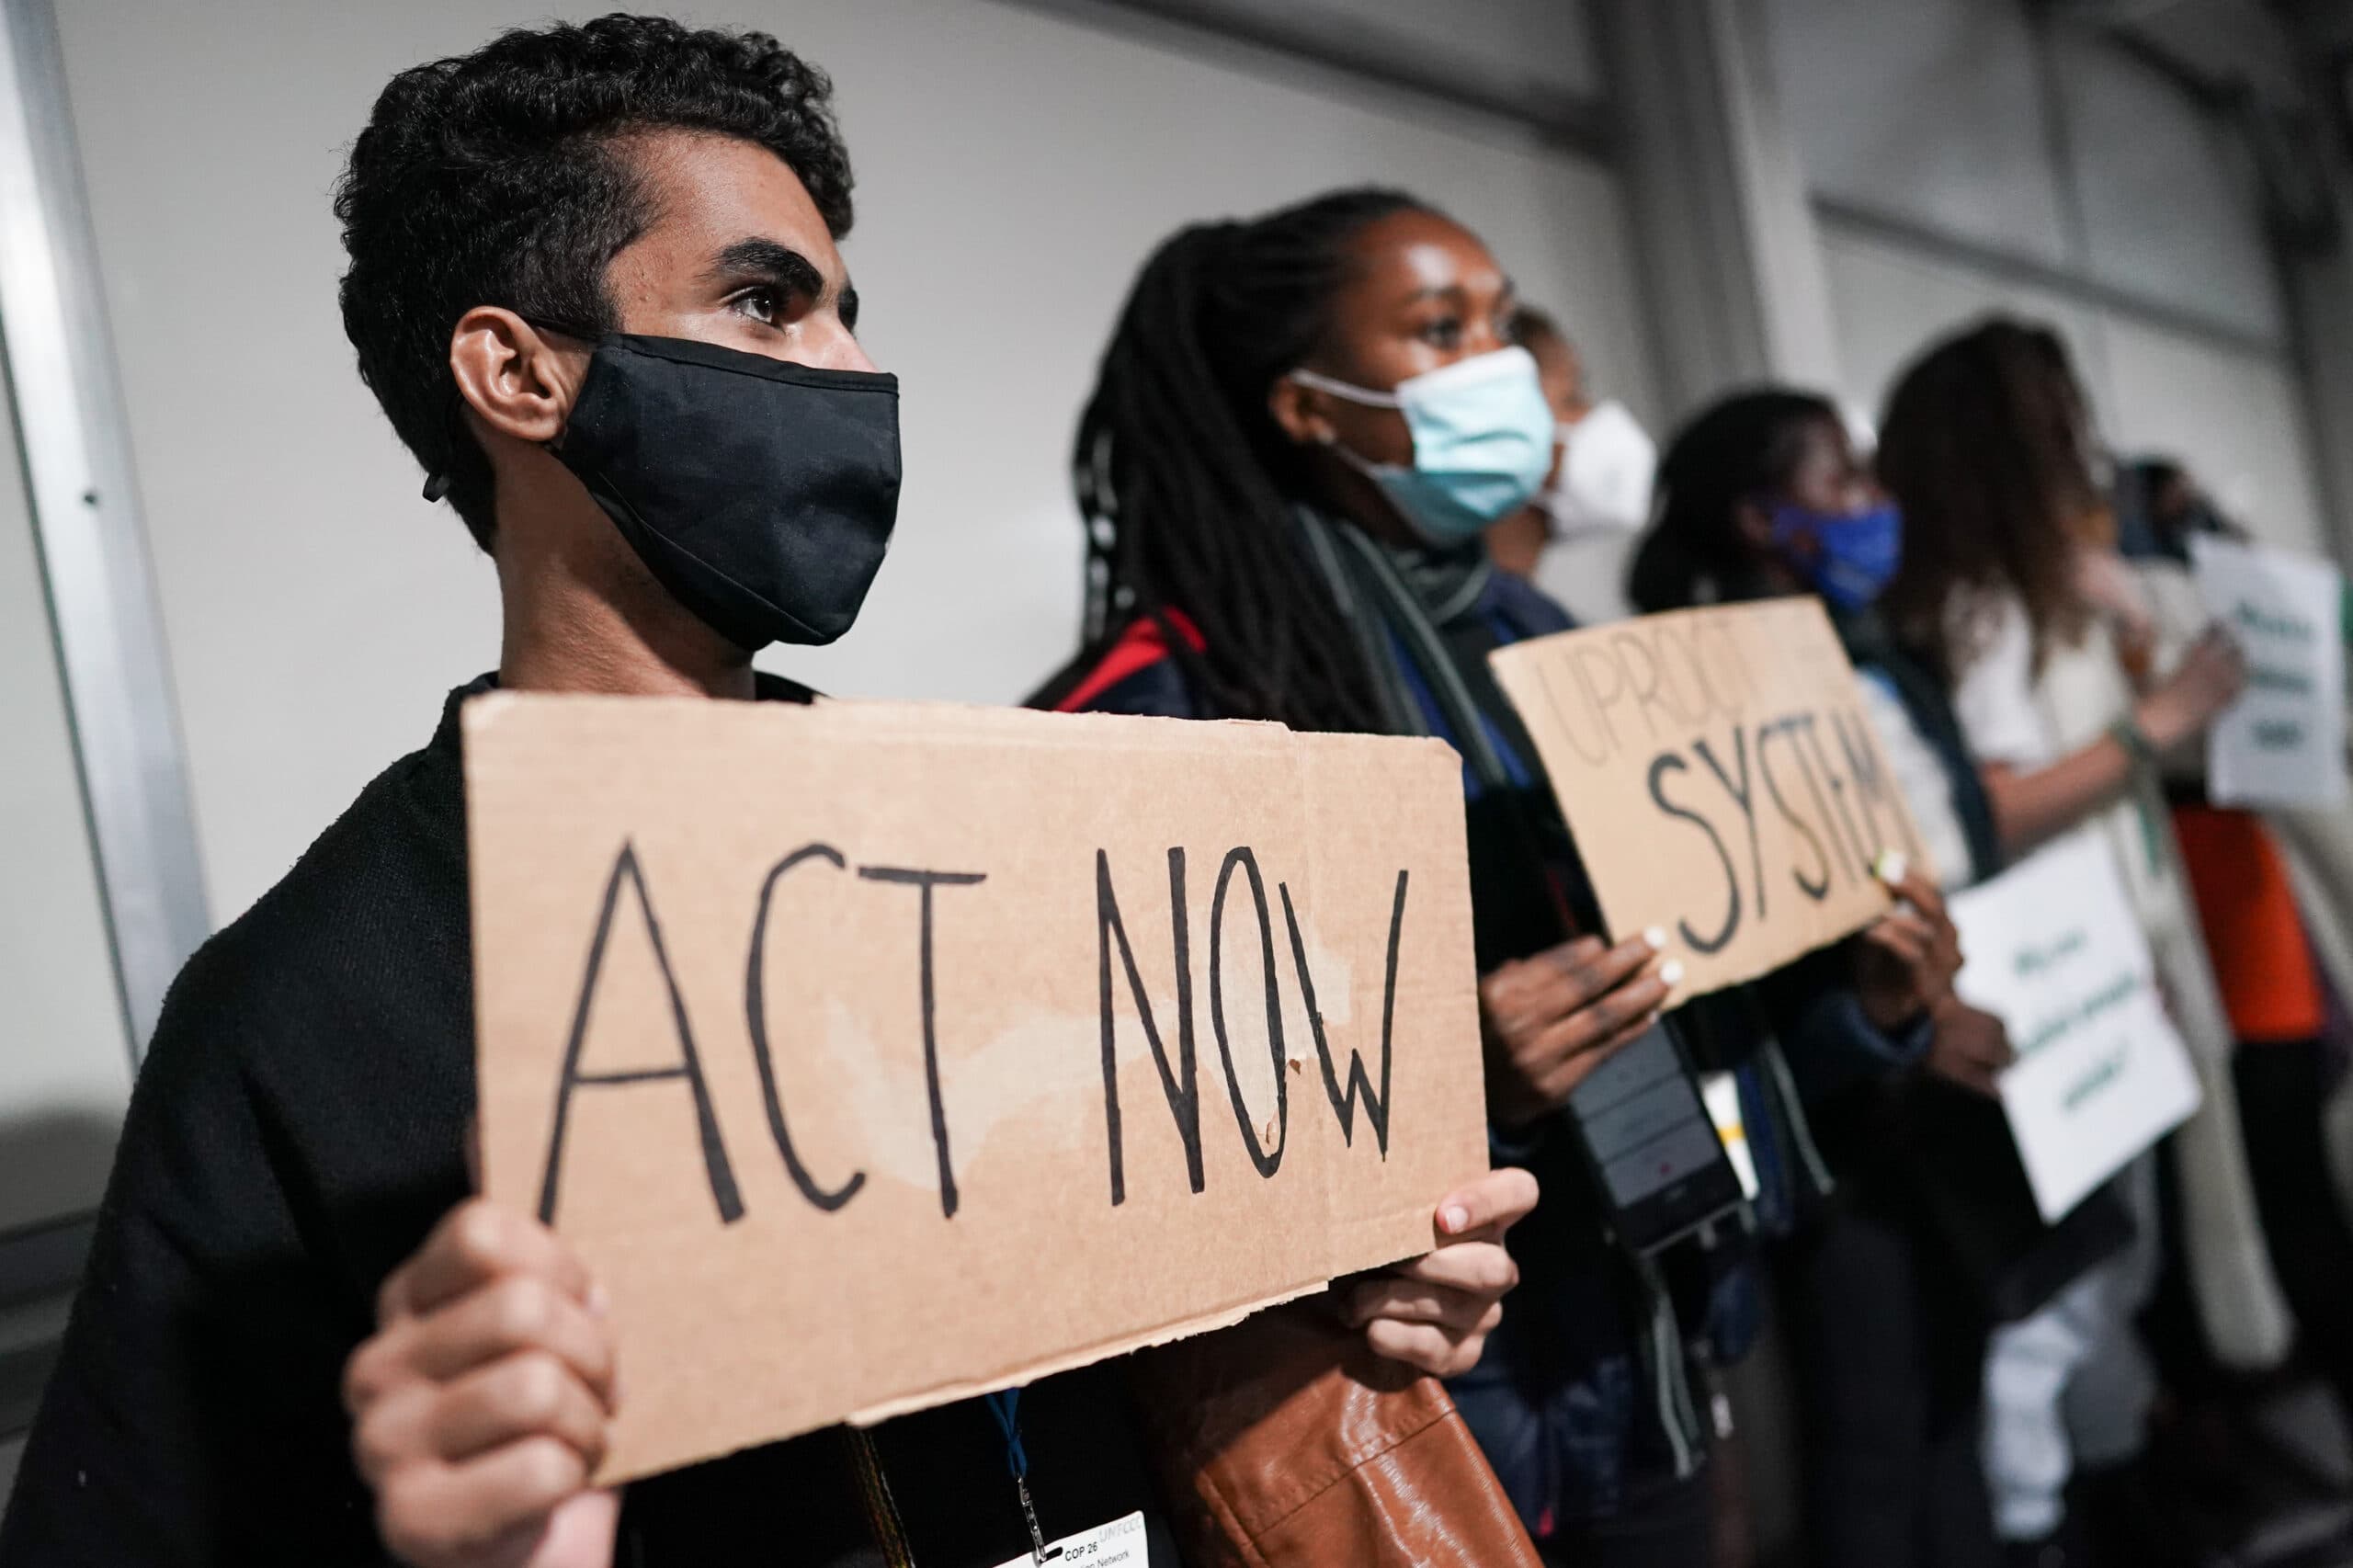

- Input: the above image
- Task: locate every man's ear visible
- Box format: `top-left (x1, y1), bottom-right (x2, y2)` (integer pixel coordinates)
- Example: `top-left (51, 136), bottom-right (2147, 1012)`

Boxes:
top-left (1733, 497), bottom-right (1777, 553)
top-left (449, 307), bottom-right (585, 447)
top-left (1267, 374), bottom-right (1337, 449)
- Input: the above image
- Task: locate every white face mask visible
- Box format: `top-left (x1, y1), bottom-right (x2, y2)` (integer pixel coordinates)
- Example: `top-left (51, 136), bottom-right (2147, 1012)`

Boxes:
top-left (1540, 398), bottom-right (1656, 539)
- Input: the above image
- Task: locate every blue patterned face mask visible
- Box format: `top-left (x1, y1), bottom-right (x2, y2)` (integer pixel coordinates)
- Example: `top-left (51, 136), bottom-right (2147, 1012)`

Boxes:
top-left (1290, 347), bottom-right (1555, 545)
top-left (1769, 500), bottom-right (1903, 611)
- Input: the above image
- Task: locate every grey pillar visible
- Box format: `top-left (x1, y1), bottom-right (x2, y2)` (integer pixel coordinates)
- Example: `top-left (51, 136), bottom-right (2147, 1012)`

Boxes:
top-left (1590, 0), bottom-right (1843, 417)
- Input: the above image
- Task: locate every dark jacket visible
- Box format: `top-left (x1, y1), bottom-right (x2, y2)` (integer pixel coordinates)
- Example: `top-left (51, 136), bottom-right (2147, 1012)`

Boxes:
top-left (0, 675), bottom-right (1173, 1568)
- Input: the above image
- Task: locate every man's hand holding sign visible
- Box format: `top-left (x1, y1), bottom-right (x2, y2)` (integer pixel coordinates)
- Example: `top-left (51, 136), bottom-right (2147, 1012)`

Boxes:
top-left (342, 693), bottom-right (1516, 1564)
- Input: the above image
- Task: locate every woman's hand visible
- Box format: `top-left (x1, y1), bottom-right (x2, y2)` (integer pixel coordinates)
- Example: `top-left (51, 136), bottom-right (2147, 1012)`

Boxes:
top-left (2134, 625), bottom-right (2246, 751)
top-left (1922, 998), bottom-right (2015, 1097)
top-left (1480, 932), bottom-right (1676, 1125)
top-left (1854, 862), bottom-right (1962, 1030)
top-left (1337, 1166), bottom-right (1540, 1377)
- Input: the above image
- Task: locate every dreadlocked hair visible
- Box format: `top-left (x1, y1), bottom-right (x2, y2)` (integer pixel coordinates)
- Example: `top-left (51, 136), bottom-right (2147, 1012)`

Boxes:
top-left (1054, 187), bottom-right (1433, 733)
top-left (1628, 387), bottom-right (1842, 613)
top-left (1875, 316), bottom-right (2100, 685)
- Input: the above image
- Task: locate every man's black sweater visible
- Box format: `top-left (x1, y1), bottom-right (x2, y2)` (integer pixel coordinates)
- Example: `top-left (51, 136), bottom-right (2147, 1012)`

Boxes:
top-left (0, 676), bottom-right (1165, 1566)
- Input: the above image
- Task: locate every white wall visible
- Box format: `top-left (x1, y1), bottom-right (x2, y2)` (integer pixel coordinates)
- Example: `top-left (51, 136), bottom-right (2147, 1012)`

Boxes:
top-left (1818, 227), bottom-right (2114, 427)
top-left (1820, 227), bottom-right (2331, 556)
top-left (1766, 0), bottom-right (2071, 265)
top-left (51, 0), bottom-right (1652, 927)
top-left (2056, 35), bottom-right (2282, 344)
top-left (1259, 0), bottom-right (1601, 97)
top-left (0, 354), bottom-right (133, 1232)
top-left (1764, 0), bottom-right (2288, 341)
top-left (2099, 314), bottom-right (2329, 556)
top-left (1766, 0), bottom-right (2328, 556)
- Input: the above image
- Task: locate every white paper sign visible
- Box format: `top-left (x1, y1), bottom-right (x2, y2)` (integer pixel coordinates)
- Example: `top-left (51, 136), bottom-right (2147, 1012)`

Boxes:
top-left (1949, 833), bottom-right (2201, 1221)
top-left (2190, 535), bottom-right (2346, 808)
top-left (989, 1511), bottom-right (1147, 1568)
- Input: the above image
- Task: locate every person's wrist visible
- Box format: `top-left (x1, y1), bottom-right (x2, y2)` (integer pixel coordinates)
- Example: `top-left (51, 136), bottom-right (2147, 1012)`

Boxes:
top-left (2119, 704), bottom-right (2168, 760)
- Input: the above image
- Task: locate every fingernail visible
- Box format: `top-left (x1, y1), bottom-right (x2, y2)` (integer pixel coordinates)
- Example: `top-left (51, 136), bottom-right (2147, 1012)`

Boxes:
top-left (1643, 926), bottom-right (1668, 951)
top-left (1440, 1204), bottom-right (1471, 1234)
top-left (1873, 850), bottom-right (1908, 885)
top-left (1660, 959), bottom-right (1686, 988)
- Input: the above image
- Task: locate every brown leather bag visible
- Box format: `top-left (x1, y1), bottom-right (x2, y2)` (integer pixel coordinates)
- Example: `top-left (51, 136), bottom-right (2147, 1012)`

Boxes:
top-left (1129, 1306), bottom-right (1542, 1568)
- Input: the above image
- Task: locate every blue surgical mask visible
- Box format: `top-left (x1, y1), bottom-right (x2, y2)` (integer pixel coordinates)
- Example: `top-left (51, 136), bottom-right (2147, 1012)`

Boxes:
top-left (1769, 500), bottom-right (1903, 610)
top-left (1290, 347), bottom-right (1555, 544)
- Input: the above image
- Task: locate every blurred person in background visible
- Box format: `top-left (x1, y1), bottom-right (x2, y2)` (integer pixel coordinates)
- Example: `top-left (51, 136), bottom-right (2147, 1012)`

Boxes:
top-left (1626, 386), bottom-right (2059, 1568)
top-left (1877, 318), bottom-right (2290, 1568)
top-left (1483, 305), bottom-right (1654, 626)
top-left (2104, 458), bottom-right (2353, 1531)
top-left (1033, 187), bottom-right (1961, 1568)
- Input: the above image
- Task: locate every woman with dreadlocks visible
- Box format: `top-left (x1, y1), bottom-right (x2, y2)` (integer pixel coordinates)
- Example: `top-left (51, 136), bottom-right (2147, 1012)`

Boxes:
top-left (1032, 187), bottom-right (1960, 1566)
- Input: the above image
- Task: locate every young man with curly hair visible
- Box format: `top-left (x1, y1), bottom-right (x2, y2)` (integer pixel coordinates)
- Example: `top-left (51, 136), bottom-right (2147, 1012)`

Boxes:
top-left (0, 17), bottom-right (1530, 1567)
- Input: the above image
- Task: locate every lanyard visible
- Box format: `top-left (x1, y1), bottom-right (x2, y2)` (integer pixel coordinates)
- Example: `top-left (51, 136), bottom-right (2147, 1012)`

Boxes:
top-left (985, 1389), bottom-right (1049, 1562)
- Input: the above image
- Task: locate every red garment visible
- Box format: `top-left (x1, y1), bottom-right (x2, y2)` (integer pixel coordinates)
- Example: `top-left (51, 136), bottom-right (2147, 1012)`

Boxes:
top-left (1051, 608), bottom-right (1204, 712)
top-left (2172, 804), bottom-right (2325, 1043)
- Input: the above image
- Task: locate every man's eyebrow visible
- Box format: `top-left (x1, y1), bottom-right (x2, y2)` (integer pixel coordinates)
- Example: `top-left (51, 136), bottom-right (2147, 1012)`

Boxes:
top-left (704, 237), bottom-right (827, 301)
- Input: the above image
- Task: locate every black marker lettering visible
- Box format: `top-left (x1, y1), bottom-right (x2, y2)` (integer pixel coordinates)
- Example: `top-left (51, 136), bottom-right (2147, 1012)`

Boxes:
top-left (1209, 848), bottom-right (1287, 1178)
top-left (1758, 720), bottom-right (1831, 901)
top-left (1279, 875), bottom-right (1402, 1156)
top-left (1835, 705), bottom-right (1925, 862)
top-left (1795, 712), bottom-right (1871, 876)
top-left (1540, 658), bottom-right (1612, 766)
top-left (1649, 753), bottom-right (1742, 953)
top-left (538, 842), bottom-right (743, 1228)
top-left (1694, 726), bottom-right (1765, 924)
top-left (745, 844), bottom-right (865, 1212)
top-left (1784, 714), bottom-right (1859, 886)
top-left (1612, 630), bottom-right (1673, 739)
top-left (1096, 847), bottom-right (1203, 1205)
top-left (1571, 643), bottom-right (1630, 760)
top-left (858, 865), bottom-right (988, 1220)
top-left (1654, 625), bottom-right (1712, 725)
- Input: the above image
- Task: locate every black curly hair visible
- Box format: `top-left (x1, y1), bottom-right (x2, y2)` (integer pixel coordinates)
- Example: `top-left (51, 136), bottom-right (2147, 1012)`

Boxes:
top-left (334, 13), bottom-right (854, 549)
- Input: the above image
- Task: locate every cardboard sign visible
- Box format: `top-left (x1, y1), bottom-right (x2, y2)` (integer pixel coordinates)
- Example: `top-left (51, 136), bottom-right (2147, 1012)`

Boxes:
top-left (1488, 598), bottom-right (1924, 997)
top-left (464, 694), bottom-right (1488, 1483)
top-left (2190, 535), bottom-right (2347, 808)
top-left (1949, 831), bottom-right (2202, 1221)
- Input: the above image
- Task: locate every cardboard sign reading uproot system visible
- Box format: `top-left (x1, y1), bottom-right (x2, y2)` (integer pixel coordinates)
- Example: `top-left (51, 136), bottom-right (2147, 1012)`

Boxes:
top-left (1949, 831), bottom-right (2201, 1221)
top-left (1488, 598), bottom-right (1924, 997)
top-left (464, 695), bottom-right (1488, 1483)
top-left (2190, 535), bottom-right (2347, 809)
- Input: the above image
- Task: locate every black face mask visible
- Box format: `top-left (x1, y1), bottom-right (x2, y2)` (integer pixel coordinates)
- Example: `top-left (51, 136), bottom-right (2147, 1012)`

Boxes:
top-left (549, 334), bottom-right (902, 650)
